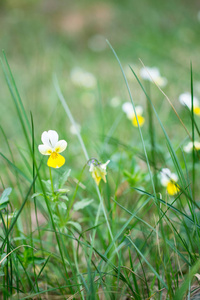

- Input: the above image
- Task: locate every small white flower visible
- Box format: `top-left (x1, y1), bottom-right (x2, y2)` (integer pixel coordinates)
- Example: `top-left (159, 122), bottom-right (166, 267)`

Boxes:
top-left (70, 67), bottom-right (97, 89)
top-left (122, 102), bottom-right (145, 127)
top-left (140, 67), bottom-right (167, 87)
top-left (38, 130), bottom-right (67, 168)
top-left (179, 92), bottom-right (200, 115)
top-left (183, 141), bottom-right (200, 153)
top-left (160, 168), bottom-right (179, 196)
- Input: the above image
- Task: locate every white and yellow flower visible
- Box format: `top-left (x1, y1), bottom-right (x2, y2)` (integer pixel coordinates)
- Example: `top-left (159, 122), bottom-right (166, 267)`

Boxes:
top-left (160, 168), bottom-right (180, 196)
top-left (70, 67), bottom-right (97, 89)
top-left (179, 92), bottom-right (200, 115)
top-left (140, 66), bottom-right (167, 87)
top-left (38, 130), bottom-right (67, 168)
top-left (89, 159), bottom-right (110, 186)
top-left (183, 141), bottom-right (200, 153)
top-left (122, 102), bottom-right (145, 127)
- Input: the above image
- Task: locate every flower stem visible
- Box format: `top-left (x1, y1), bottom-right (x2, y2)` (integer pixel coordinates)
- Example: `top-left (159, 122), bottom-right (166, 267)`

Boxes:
top-left (49, 167), bottom-right (54, 196)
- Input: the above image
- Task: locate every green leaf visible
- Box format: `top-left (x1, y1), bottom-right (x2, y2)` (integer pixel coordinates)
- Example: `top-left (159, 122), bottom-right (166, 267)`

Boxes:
top-left (59, 169), bottom-right (71, 188)
top-left (0, 187), bottom-right (12, 205)
top-left (73, 198), bottom-right (93, 211)
top-left (41, 180), bottom-right (52, 192)
top-left (67, 221), bottom-right (82, 232)
top-left (59, 195), bottom-right (69, 201)
top-left (31, 192), bottom-right (44, 198)
top-left (0, 204), bottom-right (8, 211)
top-left (0, 253), bottom-right (7, 267)
top-left (58, 202), bottom-right (67, 210)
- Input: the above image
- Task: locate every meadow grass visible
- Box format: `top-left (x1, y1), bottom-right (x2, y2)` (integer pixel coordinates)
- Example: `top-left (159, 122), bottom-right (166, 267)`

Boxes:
top-left (0, 41), bottom-right (200, 300)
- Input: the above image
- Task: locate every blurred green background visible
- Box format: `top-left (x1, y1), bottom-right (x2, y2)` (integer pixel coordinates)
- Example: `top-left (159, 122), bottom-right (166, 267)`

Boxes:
top-left (1, 0), bottom-right (200, 175)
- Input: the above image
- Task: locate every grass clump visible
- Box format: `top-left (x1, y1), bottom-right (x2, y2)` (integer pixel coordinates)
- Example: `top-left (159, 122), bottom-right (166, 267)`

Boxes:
top-left (0, 45), bottom-right (200, 300)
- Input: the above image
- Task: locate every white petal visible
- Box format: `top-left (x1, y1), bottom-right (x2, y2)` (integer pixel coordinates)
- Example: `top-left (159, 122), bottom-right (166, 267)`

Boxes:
top-left (194, 141), bottom-right (200, 150)
top-left (54, 140), bottom-right (67, 153)
top-left (171, 173), bottom-right (178, 182)
top-left (184, 141), bottom-right (200, 152)
top-left (38, 144), bottom-right (52, 155)
top-left (140, 67), bottom-right (160, 81)
top-left (41, 130), bottom-right (58, 148)
top-left (179, 92), bottom-right (199, 109)
top-left (101, 160), bottom-right (110, 170)
top-left (70, 67), bottom-right (96, 88)
top-left (179, 93), bottom-right (192, 108)
top-left (41, 131), bottom-right (51, 147)
top-left (183, 142), bottom-right (193, 153)
top-left (89, 163), bottom-right (95, 172)
top-left (155, 76), bottom-right (168, 87)
top-left (160, 168), bottom-right (172, 186)
top-left (48, 130), bottom-right (59, 147)
top-left (135, 106), bottom-right (143, 115)
top-left (122, 102), bottom-right (134, 119)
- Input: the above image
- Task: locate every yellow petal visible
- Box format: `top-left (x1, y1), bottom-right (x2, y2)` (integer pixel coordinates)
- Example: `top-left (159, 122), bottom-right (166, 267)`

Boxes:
top-left (167, 181), bottom-right (180, 196)
top-left (47, 152), bottom-right (65, 168)
top-left (132, 115), bottom-right (145, 127)
top-left (194, 107), bottom-right (200, 116)
top-left (91, 170), bottom-right (101, 186)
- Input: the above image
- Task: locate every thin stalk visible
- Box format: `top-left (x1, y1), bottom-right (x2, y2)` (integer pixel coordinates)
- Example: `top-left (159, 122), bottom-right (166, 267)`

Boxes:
top-left (106, 40), bottom-right (157, 203)
top-left (53, 75), bottom-right (116, 251)
top-left (146, 82), bottom-right (157, 189)
top-left (191, 63), bottom-right (195, 202)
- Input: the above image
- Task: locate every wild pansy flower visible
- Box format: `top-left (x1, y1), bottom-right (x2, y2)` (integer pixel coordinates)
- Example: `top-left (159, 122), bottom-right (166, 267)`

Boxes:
top-left (70, 67), bottom-right (97, 89)
top-left (179, 92), bottom-right (200, 115)
top-left (38, 130), bottom-right (67, 168)
top-left (140, 66), bottom-right (167, 87)
top-left (160, 168), bottom-right (180, 196)
top-left (89, 159), bottom-right (110, 186)
top-left (183, 141), bottom-right (200, 153)
top-left (122, 102), bottom-right (145, 127)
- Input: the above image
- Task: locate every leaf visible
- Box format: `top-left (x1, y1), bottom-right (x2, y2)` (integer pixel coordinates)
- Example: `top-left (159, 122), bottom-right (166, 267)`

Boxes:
top-left (67, 221), bottom-right (82, 232)
top-left (60, 195), bottom-right (69, 201)
top-left (32, 192), bottom-right (44, 198)
top-left (0, 204), bottom-right (8, 211)
top-left (41, 180), bottom-right (52, 192)
top-left (58, 202), bottom-right (67, 210)
top-left (73, 198), bottom-right (93, 211)
top-left (0, 253), bottom-right (7, 267)
top-left (59, 169), bottom-right (71, 188)
top-left (0, 187), bottom-right (12, 205)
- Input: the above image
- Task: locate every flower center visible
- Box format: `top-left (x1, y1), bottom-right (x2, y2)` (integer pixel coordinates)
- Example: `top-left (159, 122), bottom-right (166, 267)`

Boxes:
top-left (51, 152), bottom-right (58, 159)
